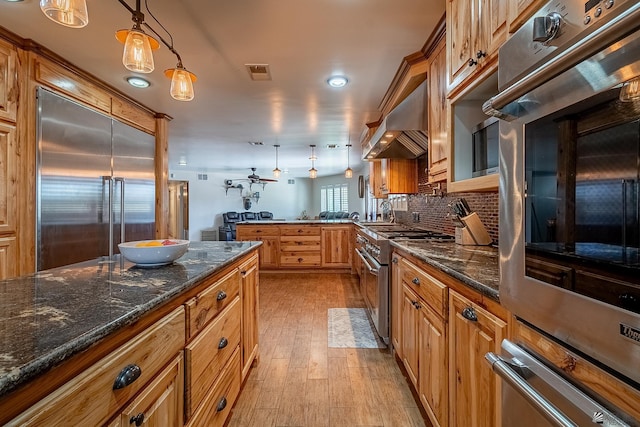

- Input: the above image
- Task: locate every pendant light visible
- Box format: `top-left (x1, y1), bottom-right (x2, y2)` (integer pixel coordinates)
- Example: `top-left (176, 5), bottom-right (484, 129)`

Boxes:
top-left (309, 145), bottom-right (318, 179)
top-left (40, 0), bottom-right (89, 28)
top-left (116, 2), bottom-right (160, 74)
top-left (165, 62), bottom-right (196, 101)
top-left (345, 143), bottom-right (353, 179)
top-left (272, 144), bottom-right (282, 178)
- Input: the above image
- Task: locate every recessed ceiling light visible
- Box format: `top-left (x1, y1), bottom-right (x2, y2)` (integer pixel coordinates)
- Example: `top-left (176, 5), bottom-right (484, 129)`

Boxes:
top-left (327, 75), bottom-right (348, 88)
top-left (126, 76), bottom-right (150, 88)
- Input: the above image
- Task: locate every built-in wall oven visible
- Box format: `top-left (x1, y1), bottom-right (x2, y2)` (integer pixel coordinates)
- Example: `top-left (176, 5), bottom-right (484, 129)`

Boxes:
top-left (484, 0), bottom-right (640, 424)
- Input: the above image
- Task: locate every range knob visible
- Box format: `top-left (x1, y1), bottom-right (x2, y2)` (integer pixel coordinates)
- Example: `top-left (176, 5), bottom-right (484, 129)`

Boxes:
top-left (532, 12), bottom-right (563, 43)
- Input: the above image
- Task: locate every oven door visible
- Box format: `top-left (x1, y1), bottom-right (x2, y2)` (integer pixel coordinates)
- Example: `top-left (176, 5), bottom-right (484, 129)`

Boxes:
top-left (492, 3), bottom-right (640, 386)
top-left (486, 340), bottom-right (631, 427)
top-left (356, 247), bottom-right (389, 344)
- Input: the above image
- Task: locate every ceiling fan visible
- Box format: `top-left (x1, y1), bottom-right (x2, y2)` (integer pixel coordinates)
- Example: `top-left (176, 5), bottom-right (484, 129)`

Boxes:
top-left (246, 167), bottom-right (278, 184)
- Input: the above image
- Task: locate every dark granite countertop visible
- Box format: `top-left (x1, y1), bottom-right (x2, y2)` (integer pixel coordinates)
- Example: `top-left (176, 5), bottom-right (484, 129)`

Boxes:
top-left (390, 240), bottom-right (499, 301)
top-left (0, 241), bottom-right (261, 398)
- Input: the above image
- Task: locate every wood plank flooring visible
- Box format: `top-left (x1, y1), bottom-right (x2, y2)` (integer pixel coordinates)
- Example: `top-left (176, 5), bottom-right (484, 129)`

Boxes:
top-left (228, 272), bottom-right (429, 427)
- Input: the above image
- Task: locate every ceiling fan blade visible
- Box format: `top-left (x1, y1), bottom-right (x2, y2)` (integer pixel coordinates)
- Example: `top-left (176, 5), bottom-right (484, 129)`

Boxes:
top-left (258, 178), bottom-right (278, 182)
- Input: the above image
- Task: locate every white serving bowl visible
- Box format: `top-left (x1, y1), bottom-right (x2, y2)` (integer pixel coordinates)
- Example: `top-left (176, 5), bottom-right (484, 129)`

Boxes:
top-left (118, 239), bottom-right (190, 266)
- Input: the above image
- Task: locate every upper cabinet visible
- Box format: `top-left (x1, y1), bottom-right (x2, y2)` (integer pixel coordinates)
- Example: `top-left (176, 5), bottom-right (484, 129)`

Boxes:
top-left (369, 159), bottom-right (418, 198)
top-left (0, 39), bottom-right (18, 123)
top-left (446, 0), bottom-right (507, 94)
top-left (427, 36), bottom-right (448, 184)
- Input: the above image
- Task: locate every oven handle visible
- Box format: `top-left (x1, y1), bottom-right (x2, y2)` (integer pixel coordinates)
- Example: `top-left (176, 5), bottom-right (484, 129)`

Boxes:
top-left (485, 352), bottom-right (578, 427)
top-left (483, 2), bottom-right (640, 120)
top-left (355, 248), bottom-right (380, 276)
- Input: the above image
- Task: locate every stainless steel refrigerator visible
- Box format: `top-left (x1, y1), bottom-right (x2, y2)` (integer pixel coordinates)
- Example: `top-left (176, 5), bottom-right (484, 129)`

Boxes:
top-left (37, 88), bottom-right (156, 271)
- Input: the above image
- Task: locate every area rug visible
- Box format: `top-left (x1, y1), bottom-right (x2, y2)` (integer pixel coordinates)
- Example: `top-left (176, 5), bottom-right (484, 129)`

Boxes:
top-left (327, 308), bottom-right (385, 348)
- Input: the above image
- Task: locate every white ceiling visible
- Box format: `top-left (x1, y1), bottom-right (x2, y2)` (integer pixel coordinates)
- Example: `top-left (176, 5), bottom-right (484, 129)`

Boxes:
top-left (0, 0), bottom-right (445, 179)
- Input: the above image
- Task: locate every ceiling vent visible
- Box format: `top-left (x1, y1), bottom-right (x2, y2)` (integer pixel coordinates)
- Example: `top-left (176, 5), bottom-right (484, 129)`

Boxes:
top-left (245, 64), bottom-right (272, 81)
top-left (248, 141), bottom-right (264, 146)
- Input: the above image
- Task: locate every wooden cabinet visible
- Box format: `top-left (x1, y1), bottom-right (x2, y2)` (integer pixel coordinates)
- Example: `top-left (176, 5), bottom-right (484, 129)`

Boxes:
top-left (447, 0), bottom-right (507, 93)
top-left (8, 307), bottom-right (185, 426)
top-left (449, 290), bottom-right (506, 427)
top-left (399, 256), bottom-right (449, 427)
top-left (0, 236), bottom-right (17, 280)
top-left (369, 159), bottom-right (418, 198)
top-left (239, 254), bottom-right (259, 381)
top-left (0, 122), bottom-right (16, 236)
top-left (321, 226), bottom-right (350, 267)
top-left (508, 0), bottom-right (545, 33)
top-left (236, 225), bottom-right (280, 269)
top-left (428, 37), bottom-right (448, 183)
top-left (109, 353), bottom-right (184, 427)
top-left (280, 225), bottom-right (321, 267)
top-left (0, 40), bottom-right (17, 123)
top-left (390, 254), bottom-right (403, 357)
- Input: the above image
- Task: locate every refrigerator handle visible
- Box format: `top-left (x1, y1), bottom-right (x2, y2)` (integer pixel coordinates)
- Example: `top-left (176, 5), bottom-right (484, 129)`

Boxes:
top-left (103, 176), bottom-right (114, 258)
top-left (114, 177), bottom-right (125, 245)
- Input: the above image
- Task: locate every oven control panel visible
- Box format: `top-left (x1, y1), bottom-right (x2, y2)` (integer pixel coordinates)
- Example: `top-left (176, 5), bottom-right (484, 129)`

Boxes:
top-left (497, 0), bottom-right (634, 90)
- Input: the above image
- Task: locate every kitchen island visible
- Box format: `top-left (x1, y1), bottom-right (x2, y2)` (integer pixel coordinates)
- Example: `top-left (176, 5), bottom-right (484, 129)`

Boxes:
top-left (0, 241), bottom-right (261, 426)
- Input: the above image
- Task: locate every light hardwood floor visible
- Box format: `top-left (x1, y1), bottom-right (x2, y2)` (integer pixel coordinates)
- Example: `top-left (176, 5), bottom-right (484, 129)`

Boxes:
top-left (228, 272), bottom-right (430, 427)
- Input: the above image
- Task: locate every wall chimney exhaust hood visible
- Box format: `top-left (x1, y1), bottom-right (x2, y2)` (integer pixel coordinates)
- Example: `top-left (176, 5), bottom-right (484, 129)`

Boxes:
top-left (362, 80), bottom-right (428, 159)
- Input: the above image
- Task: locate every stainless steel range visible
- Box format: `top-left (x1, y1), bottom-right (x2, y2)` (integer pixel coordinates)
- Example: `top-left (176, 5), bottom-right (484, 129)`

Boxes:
top-left (355, 224), bottom-right (453, 345)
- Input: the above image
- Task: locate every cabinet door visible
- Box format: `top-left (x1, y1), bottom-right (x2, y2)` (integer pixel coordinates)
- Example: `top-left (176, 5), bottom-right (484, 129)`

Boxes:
top-left (385, 159), bottom-right (418, 194)
top-left (483, 0), bottom-right (508, 57)
top-left (428, 39), bottom-right (448, 183)
top-left (0, 236), bottom-right (16, 280)
top-left (447, 0), bottom-right (474, 89)
top-left (401, 285), bottom-right (420, 388)
top-left (450, 291), bottom-right (507, 427)
top-left (390, 254), bottom-right (403, 357)
top-left (0, 40), bottom-right (17, 123)
top-left (369, 160), bottom-right (386, 199)
top-left (110, 353), bottom-right (184, 427)
top-left (257, 236), bottom-right (279, 269)
top-left (321, 226), bottom-right (350, 267)
top-left (0, 121), bottom-right (16, 236)
top-left (240, 254), bottom-right (259, 380)
top-left (419, 305), bottom-right (448, 427)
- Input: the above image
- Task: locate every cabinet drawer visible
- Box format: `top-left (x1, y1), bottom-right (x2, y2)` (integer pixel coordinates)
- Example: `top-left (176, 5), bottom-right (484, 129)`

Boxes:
top-left (280, 235), bottom-right (321, 252)
top-left (280, 225), bottom-right (321, 236)
top-left (186, 347), bottom-right (241, 427)
top-left (185, 297), bottom-right (241, 418)
top-left (185, 269), bottom-right (240, 339)
top-left (8, 307), bottom-right (185, 426)
top-left (280, 253), bottom-right (322, 267)
top-left (400, 258), bottom-right (448, 317)
top-left (237, 225), bottom-right (280, 237)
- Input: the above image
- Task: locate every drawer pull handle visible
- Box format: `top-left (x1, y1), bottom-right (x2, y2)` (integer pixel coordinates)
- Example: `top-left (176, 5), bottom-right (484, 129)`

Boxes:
top-left (298, 257), bottom-right (303, 263)
top-left (392, 257), bottom-right (398, 264)
top-left (412, 277), bottom-right (420, 285)
top-left (113, 364), bottom-right (142, 390)
top-left (216, 290), bottom-right (227, 301)
top-left (461, 307), bottom-right (478, 322)
top-left (130, 413), bottom-right (145, 426)
top-left (216, 396), bottom-right (228, 412)
top-left (218, 337), bottom-right (229, 349)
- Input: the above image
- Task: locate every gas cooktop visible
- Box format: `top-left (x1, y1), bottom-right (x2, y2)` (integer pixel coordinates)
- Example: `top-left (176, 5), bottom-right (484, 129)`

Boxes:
top-left (361, 224), bottom-right (454, 240)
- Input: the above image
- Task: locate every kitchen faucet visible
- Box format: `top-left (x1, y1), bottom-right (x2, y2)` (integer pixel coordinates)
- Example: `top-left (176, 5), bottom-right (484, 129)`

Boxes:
top-left (379, 200), bottom-right (395, 223)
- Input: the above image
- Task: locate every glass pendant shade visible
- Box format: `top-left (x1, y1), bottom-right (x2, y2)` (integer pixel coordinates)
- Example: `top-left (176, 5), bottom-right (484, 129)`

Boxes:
top-left (273, 145), bottom-right (281, 178)
top-left (119, 29), bottom-right (158, 73)
top-left (620, 76), bottom-right (640, 102)
top-left (309, 167), bottom-right (318, 179)
top-left (40, 0), bottom-right (88, 28)
top-left (166, 67), bottom-right (196, 101)
top-left (345, 167), bottom-right (353, 179)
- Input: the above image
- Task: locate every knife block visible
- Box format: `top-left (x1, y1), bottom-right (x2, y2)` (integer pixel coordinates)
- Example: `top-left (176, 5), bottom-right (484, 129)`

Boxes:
top-left (455, 212), bottom-right (492, 246)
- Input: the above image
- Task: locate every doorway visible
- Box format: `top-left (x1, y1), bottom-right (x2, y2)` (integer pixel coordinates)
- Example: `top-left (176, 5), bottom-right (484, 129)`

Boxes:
top-left (168, 180), bottom-right (189, 240)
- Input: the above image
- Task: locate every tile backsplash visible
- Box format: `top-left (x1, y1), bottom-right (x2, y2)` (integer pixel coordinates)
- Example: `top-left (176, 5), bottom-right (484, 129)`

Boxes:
top-left (394, 155), bottom-right (499, 242)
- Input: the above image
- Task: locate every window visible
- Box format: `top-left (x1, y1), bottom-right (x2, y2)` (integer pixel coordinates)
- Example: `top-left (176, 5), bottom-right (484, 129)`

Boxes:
top-left (321, 184), bottom-right (349, 212)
